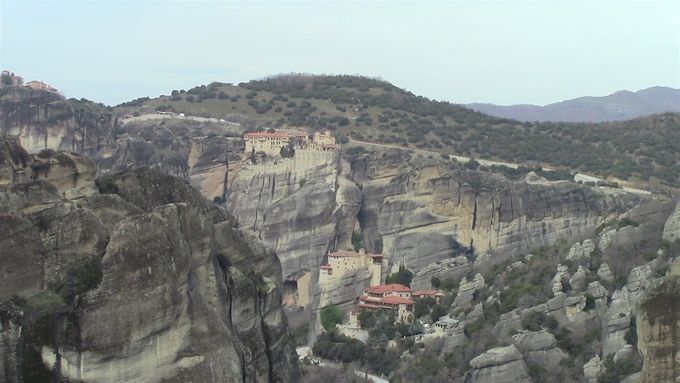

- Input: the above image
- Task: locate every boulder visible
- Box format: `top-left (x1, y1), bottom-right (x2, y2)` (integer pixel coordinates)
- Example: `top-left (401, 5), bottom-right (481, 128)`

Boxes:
top-left (466, 345), bottom-right (531, 383)
top-left (597, 263), bottom-right (614, 283)
top-left (454, 273), bottom-right (485, 307)
top-left (570, 265), bottom-right (587, 292)
top-left (566, 239), bottom-right (595, 261)
top-left (513, 330), bottom-right (567, 372)
top-left (552, 264), bottom-right (569, 296)
top-left (583, 355), bottom-right (604, 383)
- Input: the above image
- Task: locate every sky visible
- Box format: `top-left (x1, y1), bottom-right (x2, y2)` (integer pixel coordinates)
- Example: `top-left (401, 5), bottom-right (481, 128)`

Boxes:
top-left (1, 1), bottom-right (679, 106)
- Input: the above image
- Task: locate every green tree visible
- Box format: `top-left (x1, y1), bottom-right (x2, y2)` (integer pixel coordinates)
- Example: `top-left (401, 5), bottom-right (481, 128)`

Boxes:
top-left (358, 310), bottom-right (376, 329)
top-left (414, 300), bottom-right (430, 318)
top-left (386, 264), bottom-right (414, 286)
top-left (430, 304), bottom-right (448, 321)
top-left (352, 230), bottom-right (364, 251)
top-left (280, 142), bottom-right (295, 158)
top-left (320, 306), bottom-right (344, 332)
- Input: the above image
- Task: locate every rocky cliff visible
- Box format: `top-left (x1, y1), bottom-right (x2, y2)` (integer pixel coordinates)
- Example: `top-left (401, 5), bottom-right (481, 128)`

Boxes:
top-left (227, 152), bottom-right (360, 284)
top-left (356, 153), bottom-right (640, 277)
top-left (0, 86), bottom-right (115, 153)
top-left (637, 259), bottom-right (680, 383)
top-left (0, 138), bottom-right (300, 382)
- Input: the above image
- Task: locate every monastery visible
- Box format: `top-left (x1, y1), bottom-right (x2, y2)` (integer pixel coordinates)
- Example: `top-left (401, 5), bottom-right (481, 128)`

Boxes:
top-left (244, 129), bottom-right (337, 156)
top-left (358, 284), bottom-right (414, 323)
top-left (319, 248), bottom-right (383, 287)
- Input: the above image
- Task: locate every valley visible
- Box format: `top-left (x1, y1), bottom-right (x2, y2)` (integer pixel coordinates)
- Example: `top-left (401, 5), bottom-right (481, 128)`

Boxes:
top-left (1, 74), bottom-right (679, 382)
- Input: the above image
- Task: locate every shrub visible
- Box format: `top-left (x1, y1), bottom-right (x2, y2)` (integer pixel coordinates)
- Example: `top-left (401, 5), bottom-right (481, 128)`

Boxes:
top-left (624, 318), bottom-right (637, 346)
top-left (464, 321), bottom-right (484, 338)
top-left (95, 175), bottom-right (119, 194)
top-left (280, 142), bottom-right (295, 158)
top-left (597, 354), bottom-right (639, 383)
top-left (521, 311), bottom-right (549, 331)
top-left (49, 257), bottom-right (103, 302)
top-left (464, 159), bottom-right (480, 170)
top-left (212, 196), bottom-right (225, 204)
top-left (352, 230), bottom-right (363, 251)
top-left (320, 306), bottom-right (344, 332)
top-left (385, 264), bottom-right (414, 287)
top-left (584, 294), bottom-right (596, 311)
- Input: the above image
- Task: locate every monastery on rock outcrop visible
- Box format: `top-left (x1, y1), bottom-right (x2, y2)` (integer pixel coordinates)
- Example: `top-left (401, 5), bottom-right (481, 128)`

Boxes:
top-left (358, 284), bottom-right (414, 322)
top-left (244, 129), bottom-right (337, 156)
top-left (319, 248), bottom-right (383, 287)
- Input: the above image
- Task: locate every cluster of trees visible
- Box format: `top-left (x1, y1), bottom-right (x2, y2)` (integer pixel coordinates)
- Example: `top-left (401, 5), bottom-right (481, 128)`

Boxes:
top-left (244, 75), bottom-right (679, 186)
top-left (312, 331), bottom-right (401, 376)
top-left (385, 265), bottom-right (414, 286)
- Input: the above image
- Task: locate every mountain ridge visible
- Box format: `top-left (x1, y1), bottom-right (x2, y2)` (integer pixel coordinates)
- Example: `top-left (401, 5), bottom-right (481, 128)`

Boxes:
top-left (468, 86), bottom-right (680, 122)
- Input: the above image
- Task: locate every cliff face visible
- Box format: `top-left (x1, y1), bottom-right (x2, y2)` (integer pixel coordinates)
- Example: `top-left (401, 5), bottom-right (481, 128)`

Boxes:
top-left (637, 261), bottom-right (680, 383)
top-left (357, 156), bottom-right (640, 275)
top-left (228, 152), bottom-right (361, 282)
top-left (0, 86), bottom-right (115, 153)
top-left (0, 139), bottom-right (300, 383)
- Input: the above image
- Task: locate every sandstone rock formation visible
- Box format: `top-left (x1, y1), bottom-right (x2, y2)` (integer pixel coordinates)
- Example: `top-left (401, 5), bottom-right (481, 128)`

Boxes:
top-left (512, 330), bottom-right (567, 371)
top-left (637, 268), bottom-right (680, 382)
top-left (663, 199), bottom-right (680, 242)
top-left (0, 143), bottom-right (301, 382)
top-left (0, 86), bottom-right (115, 153)
top-left (358, 161), bottom-right (639, 277)
top-left (465, 344), bottom-right (532, 383)
top-left (228, 153), bottom-right (360, 294)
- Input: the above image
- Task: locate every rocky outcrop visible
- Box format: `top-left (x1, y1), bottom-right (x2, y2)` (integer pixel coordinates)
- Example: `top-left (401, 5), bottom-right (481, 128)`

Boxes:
top-left (359, 162), bottom-right (640, 276)
top-left (465, 344), bottom-right (532, 383)
top-left (454, 273), bottom-right (486, 307)
top-left (512, 330), bottom-right (566, 371)
top-left (583, 355), bottom-right (604, 383)
top-left (228, 153), bottom-right (360, 282)
top-left (662, 199), bottom-right (680, 242)
top-left (597, 263), bottom-right (614, 283)
top-left (411, 256), bottom-right (471, 291)
top-left (566, 239), bottom-right (595, 262)
top-left (637, 266), bottom-right (680, 383)
top-left (0, 149), bottom-right (301, 382)
top-left (0, 86), bottom-right (115, 153)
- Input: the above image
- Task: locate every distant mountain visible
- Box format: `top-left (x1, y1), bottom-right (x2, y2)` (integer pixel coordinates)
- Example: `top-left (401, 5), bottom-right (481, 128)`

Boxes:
top-left (468, 86), bottom-right (680, 122)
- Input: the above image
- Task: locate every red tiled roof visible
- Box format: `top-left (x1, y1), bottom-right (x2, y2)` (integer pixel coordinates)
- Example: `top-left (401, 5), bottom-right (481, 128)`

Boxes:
top-left (382, 296), bottom-right (414, 305)
top-left (413, 289), bottom-right (444, 297)
top-left (320, 265), bottom-right (332, 270)
top-left (364, 284), bottom-right (411, 294)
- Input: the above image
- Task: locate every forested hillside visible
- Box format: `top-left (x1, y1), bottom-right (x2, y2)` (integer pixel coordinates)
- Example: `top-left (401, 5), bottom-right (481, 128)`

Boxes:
top-left (120, 74), bottom-right (680, 187)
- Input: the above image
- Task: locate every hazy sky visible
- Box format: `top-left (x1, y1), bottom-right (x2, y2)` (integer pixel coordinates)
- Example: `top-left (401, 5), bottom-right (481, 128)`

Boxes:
top-left (1, 1), bottom-right (679, 106)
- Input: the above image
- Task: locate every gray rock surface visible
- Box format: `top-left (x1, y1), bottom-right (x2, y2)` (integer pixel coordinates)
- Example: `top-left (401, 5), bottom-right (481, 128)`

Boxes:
top-left (662, 199), bottom-right (680, 242)
top-left (583, 355), bottom-right (604, 383)
top-left (512, 330), bottom-right (567, 371)
top-left (597, 263), bottom-right (614, 282)
top-left (454, 273), bottom-right (485, 307)
top-left (466, 344), bottom-right (531, 383)
top-left (0, 152), bottom-right (301, 383)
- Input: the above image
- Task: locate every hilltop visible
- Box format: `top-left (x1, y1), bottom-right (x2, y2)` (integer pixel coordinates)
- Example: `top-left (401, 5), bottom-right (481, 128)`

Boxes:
top-left (116, 74), bottom-right (680, 188)
top-left (468, 86), bottom-right (680, 123)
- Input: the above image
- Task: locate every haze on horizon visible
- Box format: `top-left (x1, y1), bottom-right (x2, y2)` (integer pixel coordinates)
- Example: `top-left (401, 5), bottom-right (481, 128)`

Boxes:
top-left (1, 1), bottom-right (679, 107)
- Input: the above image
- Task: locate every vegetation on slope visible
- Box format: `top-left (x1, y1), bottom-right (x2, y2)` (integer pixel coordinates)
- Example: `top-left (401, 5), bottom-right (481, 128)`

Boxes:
top-left (122, 74), bottom-right (680, 187)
